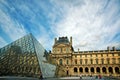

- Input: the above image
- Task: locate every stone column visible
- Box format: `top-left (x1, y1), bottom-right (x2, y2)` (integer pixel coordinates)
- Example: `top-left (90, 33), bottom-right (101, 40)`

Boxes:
top-left (113, 67), bottom-right (115, 73)
top-left (94, 67), bottom-right (97, 75)
top-left (83, 67), bottom-right (85, 75)
top-left (100, 67), bottom-right (103, 74)
top-left (77, 67), bottom-right (79, 76)
top-left (113, 67), bottom-right (115, 76)
top-left (106, 67), bottom-right (109, 76)
top-left (89, 67), bottom-right (91, 75)
top-left (100, 67), bottom-right (103, 76)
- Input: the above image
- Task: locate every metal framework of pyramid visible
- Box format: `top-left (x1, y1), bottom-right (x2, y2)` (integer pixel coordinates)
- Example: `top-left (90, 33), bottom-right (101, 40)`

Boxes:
top-left (0, 33), bottom-right (56, 78)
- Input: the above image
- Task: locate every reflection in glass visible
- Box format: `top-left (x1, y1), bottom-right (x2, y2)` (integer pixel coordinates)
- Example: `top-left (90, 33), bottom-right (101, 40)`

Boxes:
top-left (0, 33), bottom-right (56, 78)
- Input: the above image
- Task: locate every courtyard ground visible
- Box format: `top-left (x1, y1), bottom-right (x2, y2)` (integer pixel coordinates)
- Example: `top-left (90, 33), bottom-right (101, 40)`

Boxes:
top-left (0, 76), bottom-right (120, 80)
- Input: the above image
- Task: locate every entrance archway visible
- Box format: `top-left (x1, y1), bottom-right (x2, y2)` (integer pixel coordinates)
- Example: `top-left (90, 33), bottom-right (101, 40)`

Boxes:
top-left (79, 67), bottom-right (83, 73)
top-left (74, 67), bottom-right (77, 72)
top-left (91, 67), bottom-right (94, 73)
top-left (85, 67), bottom-right (89, 73)
top-left (115, 67), bottom-right (119, 74)
top-left (102, 67), bottom-right (106, 73)
top-left (108, 67), bottom-right (113, 74)
top-left (96, 67), bottom-right (100, 73)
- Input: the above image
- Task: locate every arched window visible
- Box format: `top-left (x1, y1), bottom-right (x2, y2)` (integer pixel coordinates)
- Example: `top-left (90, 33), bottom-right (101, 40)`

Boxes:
top-left (59, 59), bottom-right (63, 65)
top-left (74, 67), bottom-right (77, 72)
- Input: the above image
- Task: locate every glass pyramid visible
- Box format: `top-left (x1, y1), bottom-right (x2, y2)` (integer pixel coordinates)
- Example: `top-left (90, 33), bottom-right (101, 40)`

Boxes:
top-left (0, 33), bottom-right (56, 78)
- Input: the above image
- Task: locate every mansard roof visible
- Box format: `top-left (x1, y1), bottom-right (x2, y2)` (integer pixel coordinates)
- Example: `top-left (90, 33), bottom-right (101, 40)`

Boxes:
top-left (55, 37), bottom-right (70, 44)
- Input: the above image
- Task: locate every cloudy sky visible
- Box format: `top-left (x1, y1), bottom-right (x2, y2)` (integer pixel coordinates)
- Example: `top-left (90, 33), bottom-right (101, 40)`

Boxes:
top-left (0, 0), bottom-right (120, 51)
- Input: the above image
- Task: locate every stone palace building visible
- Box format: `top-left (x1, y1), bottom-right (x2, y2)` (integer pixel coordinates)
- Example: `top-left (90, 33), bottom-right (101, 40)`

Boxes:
top-left (49, 36), bottom-right (120, 77)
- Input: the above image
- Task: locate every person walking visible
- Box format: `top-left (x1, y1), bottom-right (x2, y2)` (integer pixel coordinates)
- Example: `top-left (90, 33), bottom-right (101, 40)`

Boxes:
top-left (79, 74), bottom-right (82, 80)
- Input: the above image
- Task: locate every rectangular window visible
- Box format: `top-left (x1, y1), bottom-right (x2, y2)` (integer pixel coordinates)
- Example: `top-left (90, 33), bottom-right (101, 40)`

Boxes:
top-left (80, 59), bottom-right (82, 64)
top-left (85, 59), bottom-right (87, 64)
top-left (112, 53), bottom-right (114, 56)
top-left (101, 54), bottom-right (103, 57)
top-left (96, 59), bottom-right (98, 64)
top-left (91, 59), bottom-right (93, 64)
top-left (118, 58), bottom-right (120, 63)
top-left (80, 55), bottom-right (82, 57)
top-left (66, 59), bottom-right (69, 65)
top-left (90, 55), bottom-right (92, 57)
top-left (107, 54), bottom-right (108, 56)
top-left (66, 48), bottom-right (69, 53)
top-left (107, 58), bottom-right (110, 64)
top-left (75, 55), bottom-right (77, 58)
top-left (75, 59), bottom-right (77, 64)
top-left (112, 58), bottom-right (116, 64)
top-left (59, 59), bottom-right (62, 65)
top-left (101, 58), bottom-right (104, 64)
top-left (96, 54), bottom-right (98, 57)
top-left (118, 53), bottom-right (120, 56)
top-left (60, 48), bottom-right (62, 53)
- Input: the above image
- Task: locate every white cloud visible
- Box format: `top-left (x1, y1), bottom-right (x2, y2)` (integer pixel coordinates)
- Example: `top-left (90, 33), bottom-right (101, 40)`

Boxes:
top-left (0, 9), bottom-right (27, 42)
top-left (50, 0), bottom-right (120, 51)
top-left (0, 0), bottom-right (119, 51)
top-left (38, 35), bottom-right (53, 51)
top-left (37, 26), bottom-right (54, 51)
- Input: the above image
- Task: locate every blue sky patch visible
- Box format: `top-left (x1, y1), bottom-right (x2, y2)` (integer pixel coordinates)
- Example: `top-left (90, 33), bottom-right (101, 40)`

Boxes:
top-left (0, 0), bottom-right (120, 51)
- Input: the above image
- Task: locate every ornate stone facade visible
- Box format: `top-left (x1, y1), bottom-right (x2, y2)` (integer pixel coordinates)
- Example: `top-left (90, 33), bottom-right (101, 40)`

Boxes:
top-left (50, 37), bottom-right (120, 77)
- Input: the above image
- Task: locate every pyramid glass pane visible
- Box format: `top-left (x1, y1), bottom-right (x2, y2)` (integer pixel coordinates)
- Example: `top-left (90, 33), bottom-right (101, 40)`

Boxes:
top-left (0, 33), bottom-right (56, 78)
top-left (31, 34), bottom-right (56, 78)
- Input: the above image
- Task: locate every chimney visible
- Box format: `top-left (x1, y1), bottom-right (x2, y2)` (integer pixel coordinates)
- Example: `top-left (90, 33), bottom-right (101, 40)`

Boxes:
top-left (55, 38), bottom-right (57, 44)
top-left (78, 48), bottom-right (79, 53)
top-left (112, 46), bottom-right (116, 51)
top-left (107, 46), bottom-right (110, 52)
top-left (70, 36), bottom-right (72, 45)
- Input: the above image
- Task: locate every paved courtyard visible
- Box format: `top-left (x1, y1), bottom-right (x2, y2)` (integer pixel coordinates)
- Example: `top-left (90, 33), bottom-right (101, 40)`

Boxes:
top-left (0, 76), bottom-right (39, 80)
top-left (57, 76), bottom-right (120, 80)
top-left (49, 76), bottom-right (119, 80)
top-left (0, 76), bottom-right (120, 80)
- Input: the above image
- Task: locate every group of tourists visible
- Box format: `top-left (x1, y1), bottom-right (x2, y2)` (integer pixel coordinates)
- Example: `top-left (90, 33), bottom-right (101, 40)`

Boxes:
top-left (79, 74), bottom-right (102, 80)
